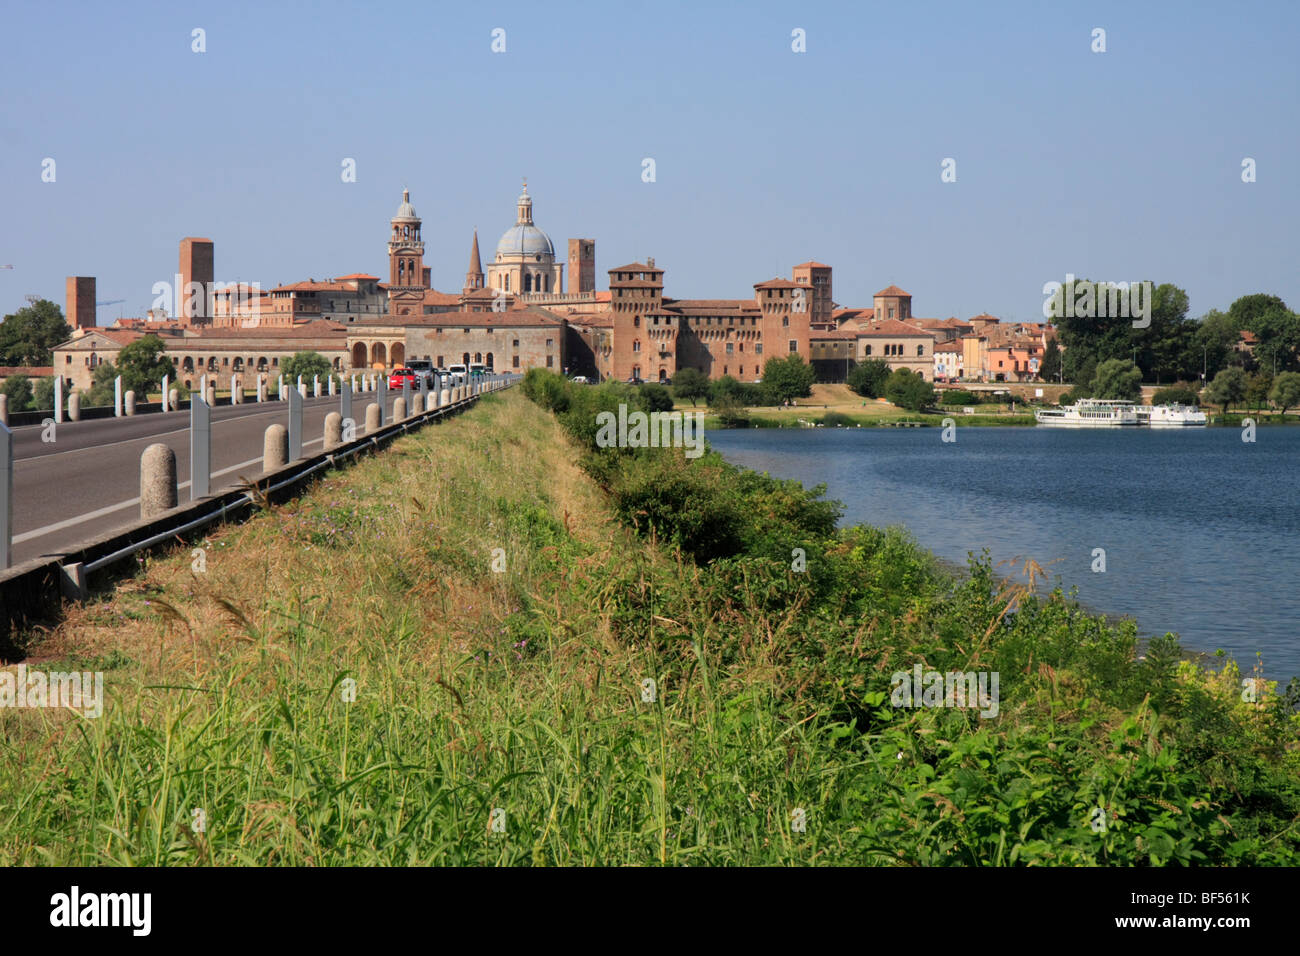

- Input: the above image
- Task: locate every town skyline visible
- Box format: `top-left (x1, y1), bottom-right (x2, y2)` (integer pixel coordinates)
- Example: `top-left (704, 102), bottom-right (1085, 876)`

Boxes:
top-left (3, 1), bottom-right (1297, 327)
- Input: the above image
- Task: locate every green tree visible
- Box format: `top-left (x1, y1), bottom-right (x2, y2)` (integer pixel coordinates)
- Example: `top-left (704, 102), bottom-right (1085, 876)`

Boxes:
top-left (671, 367), bottom-right (709, 406)
top-left (708, 375), bottom-right (744, 404)
top-left (761, 354), bottom-right (816, 404)
top-left (86, 362), bottom-right (119, 406)
top-left (32, 377), bottom-right (56, 410)
top-left (1227, 293), bottom-right (1287, 330)
top-left (1204, 367), bottom-right (1247, 415)
top-left (1039, 338), bottom-right (1062, 382)
top-left (0, 374), bottom-right (34, 413)
top-left (1248, 308), bottom-right (1300, 375)
top-left (1151, 383), bottom-right (1200, 406)
top-left (1245, 371), bottom-right (1273, 412)
top-left (846, 358), bottom-right (891, 398)
top-left (0, 299), bottom-right (70, 366)
top-left (1269, 371), bottom-right (1300, 416)
top-left (281, 351), bottom-right (334, 388)
top-left (884, 368), bottom-right (935, 411)
top-left (1090, 359), bottom-right (1142, 402)
top-left (1193, 309), bottom-right (1240, 381)
top-left (115, 334), bottom-right (175, 398)
top-left (637, 382), bottom-right (674, 413)
top-left (708, 392), bottom-right (749, 428)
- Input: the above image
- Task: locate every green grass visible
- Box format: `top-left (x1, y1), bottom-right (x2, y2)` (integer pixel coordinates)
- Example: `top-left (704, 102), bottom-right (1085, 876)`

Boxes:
top-left (1, 384), bottom-right (1297, 866)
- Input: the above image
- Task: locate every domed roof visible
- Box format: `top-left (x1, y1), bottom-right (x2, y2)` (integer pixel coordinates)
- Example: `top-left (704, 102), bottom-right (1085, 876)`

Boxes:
top-left (393, 188), bottom-right (418, 221)
top-left (496, 224), bottom-right (555, 258)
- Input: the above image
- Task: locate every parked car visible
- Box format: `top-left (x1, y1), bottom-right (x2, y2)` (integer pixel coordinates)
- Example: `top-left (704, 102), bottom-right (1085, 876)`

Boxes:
top-left (447, 364), bottom-right (468, 384)
top-left (625, 375), bottom-right (645, 385)
top-left (388, 367), bottom-right (418, 390)
top-left (405, 359), bottom-right (436, 387)
top-left (571, 375), bottom-right (590, 385)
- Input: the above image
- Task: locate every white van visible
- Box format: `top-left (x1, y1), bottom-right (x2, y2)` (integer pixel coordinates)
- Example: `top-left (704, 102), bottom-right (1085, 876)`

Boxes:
top-left (447, 364), bottom-right (468, 384)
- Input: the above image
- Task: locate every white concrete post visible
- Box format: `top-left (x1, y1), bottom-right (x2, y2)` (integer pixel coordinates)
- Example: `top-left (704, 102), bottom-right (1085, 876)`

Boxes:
top-left (162, 374), bottom-right (170, 412)
top-left (114, 375), bottom-right (123, 417)
top-left (54, 376), bottom-right (64, 423)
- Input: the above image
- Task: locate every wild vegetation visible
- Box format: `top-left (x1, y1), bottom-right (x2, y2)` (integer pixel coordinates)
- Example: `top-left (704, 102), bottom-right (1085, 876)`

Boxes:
top-left (1, 380), bottom-right (1296, 865)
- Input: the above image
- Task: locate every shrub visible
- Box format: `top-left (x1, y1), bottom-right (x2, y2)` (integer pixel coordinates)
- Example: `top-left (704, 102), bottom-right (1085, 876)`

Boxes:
top-left (846, 359), bottom-right (891, 398)
top-left (1152, 384), bottom-right (1201, 406)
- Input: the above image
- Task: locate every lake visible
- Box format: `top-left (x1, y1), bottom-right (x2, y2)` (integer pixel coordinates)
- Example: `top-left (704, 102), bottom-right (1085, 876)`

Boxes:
top-left (706, 424), bottom-right (1300, 681)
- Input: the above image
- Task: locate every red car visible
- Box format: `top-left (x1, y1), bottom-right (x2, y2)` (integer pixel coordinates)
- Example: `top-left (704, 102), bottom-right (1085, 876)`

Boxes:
top-left (388, 367), bottom-right (417, 390)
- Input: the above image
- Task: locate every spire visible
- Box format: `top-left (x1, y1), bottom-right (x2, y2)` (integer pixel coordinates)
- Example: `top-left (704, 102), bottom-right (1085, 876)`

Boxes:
top-left (464, 229), bottom-right (485, 293)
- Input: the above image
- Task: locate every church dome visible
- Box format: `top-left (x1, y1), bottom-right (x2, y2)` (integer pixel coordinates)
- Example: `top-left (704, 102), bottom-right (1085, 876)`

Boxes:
top-left (496, 224), bottom-right (555, 258)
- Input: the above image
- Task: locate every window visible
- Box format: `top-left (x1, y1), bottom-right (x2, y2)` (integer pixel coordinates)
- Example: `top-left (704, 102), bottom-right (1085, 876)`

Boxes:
top-left (726, 343), bottom-right (733, 354)
top-left (789, 340), bottom-right (797, 353)
top-left (783, 316), bottom-right (789, 327)
top-left (437, 356), bottom-right (444, 366)
top-left (633, 340), bottom-right (641, 353)
top-left (917, 345), bottom-right (925, 356)
top-left (634, 316), bottom-right (640, 327)
top-left (546, 339), bottom-right (554, 348)
top-left (66, 355), bottom-right (71, 364)
top-left (546, 356), bottom-right (553, 367)
top-left (513, 339), bottom-right (520, 347)
top-left (865, 345), bottom-right (873, 356)
top-left (513, 355), bottom-right (520, 368)
top-left (888, 308), bottom-right (895, 319)
top-left (756, 343), bottom-right (763, 355)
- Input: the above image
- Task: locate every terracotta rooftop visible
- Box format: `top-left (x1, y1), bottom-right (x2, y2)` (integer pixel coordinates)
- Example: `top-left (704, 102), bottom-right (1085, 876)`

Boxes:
top-left (0, 365), bottom-right (54, 377)
top-left (422, 289), bottom-right (461, 306)
top-left (810, 329), bottom-right (856, 340)
top-left (754, 278), bottom-right (803, 290)
top-left (875, 285), bottom-right (911, 297)
top-left (609, 262), bottom-right (664, 274)
top-left (355, 308), bottom-right (563, 329)
top-left (793, 261), bottom-right (832, 269)
top-left (334, 273), bottom-right (379, 281)
top-left (857, 319), bottom-right (932, 337)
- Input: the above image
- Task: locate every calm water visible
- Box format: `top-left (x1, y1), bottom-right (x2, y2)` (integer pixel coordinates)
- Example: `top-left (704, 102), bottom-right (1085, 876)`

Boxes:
top-left (706, 426), bottom-right (1300, 680)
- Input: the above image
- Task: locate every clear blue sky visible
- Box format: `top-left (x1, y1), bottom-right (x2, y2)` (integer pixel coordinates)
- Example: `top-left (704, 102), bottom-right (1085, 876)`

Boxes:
top-left (2, 0), bottom-right (1296, 325)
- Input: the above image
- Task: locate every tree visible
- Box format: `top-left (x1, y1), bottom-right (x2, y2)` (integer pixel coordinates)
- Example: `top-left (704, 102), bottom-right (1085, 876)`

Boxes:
top-left (1248, 308), bottom-right (1300, 375)
top-left (846, 358), bottom-right (891, 398)
top-left (761, 354), bottom-right (816, 404)
top-left (281, 351), bottom-right (334, 387)
top-left (708, 392), bottom-right (749, 428)
top-left (1269, 371), bottom-right (1300, 416)
top-left (1090, 359), bottom-right (1142, 402)
top-left (1204, 367), bottom-right (1247, 415)
top-left (115, 334), bottom-right (175, 398)
top-left (0, 374), bottom-right (34, 413)
top-left (884, 368), bottom-right (934, 411)
top-left (86, 362), bottom-right (119, 406)
top-left (0, 299), bottom-right (70, 367)
top-left (637, 382), bottom-right (674, 413)
top-left (671, 367), bottom-right (709, 406)
top-left (1245, 371), bottom-right (1273, 412)
top-left (1228, 293), bottom-right (1287, 330)
top-left (1039, 338), bottom-right (1062, 382)
top-left (32, 377), bottom-right (56, 410)
top-left (1151, 383), bottom-right (1200, 406)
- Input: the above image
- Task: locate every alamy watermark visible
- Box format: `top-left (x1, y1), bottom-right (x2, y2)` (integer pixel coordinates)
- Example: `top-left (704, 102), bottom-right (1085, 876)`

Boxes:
top-left (891, 665), bottom-right (999, 718)
top-left (0, 664), bottom-right (104, 718)
top-left (1042, 274), bottom-right (1152, 328)
top-left (595, 404), bottom-right (705, 459)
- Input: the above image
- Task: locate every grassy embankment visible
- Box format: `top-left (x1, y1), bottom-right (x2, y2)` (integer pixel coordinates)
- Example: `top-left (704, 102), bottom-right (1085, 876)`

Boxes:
top-left (1, 381), bottom-right (1297, 865)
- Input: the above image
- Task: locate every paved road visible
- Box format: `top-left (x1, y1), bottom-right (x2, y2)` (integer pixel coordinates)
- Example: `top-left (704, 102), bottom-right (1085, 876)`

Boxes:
top-left (8, 391), bottom-right (406, 566)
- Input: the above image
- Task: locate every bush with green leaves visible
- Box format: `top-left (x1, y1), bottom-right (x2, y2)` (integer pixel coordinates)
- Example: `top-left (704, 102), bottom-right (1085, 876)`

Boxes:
top-left (671, 367), bottom-right (709, 405)
top-left (761, 354), bottom-right (816, 403)
top-left (1151, 384), bottom-right (1201, 406)
top-left (846, 359), bottom-right (891, 398)
top-left (884, 368), bottom-right (935, 411)
top-left (0, 374), bottom-right (34, 413)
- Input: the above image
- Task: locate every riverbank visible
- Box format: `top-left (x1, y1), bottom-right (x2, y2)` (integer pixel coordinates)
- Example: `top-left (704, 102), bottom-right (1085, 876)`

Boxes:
top-left (2, 383), bottom-right (1296, 865)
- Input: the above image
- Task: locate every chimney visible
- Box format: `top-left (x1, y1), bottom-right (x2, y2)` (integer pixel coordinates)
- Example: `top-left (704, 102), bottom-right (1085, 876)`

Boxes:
top-left (646, 257), bottom-right (655, 268)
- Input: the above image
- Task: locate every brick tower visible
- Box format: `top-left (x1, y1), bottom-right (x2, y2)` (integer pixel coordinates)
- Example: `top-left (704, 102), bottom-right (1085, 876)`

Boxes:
top-left (179, 237), bottom-right (214, 325)
top-left (65, 276), bottom-right (96, 330)
top-left (387, 189), bottom-right (426, 315)
top-left (568, 239), bottom-right (596, 294)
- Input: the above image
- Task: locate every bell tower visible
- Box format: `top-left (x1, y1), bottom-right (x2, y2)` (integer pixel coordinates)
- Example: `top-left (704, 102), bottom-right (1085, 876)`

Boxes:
top-left (388, 189), bottom-right (426, 290)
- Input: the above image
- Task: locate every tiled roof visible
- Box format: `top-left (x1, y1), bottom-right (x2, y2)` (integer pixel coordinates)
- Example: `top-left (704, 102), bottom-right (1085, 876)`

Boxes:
top-left (335, 273), bottom-right (379, 281)
top-left (423, 289), bottom-right (461, 306)
top-left (857, 319), bottom-right (932, 337)
top-left (810, 329), bottom-right (856, 340)
top-left (609, 262), bottom-right (664, 274)
top-left (933, 341), bottom-right (963, 352)
top-left (355, 308), bottom-right (564, 329)
top-left (793, 261), bottom-right (832, 269)
top-left (754, 278), bottom-right (802, 289)
top-left (0, 366), bottom-right (54, 377)
top-left (875, 285), bottom-right (911, 297)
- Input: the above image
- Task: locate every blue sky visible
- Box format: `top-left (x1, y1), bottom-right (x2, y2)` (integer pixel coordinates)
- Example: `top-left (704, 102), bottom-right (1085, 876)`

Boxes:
top-left (2, 0), bottom-right (1296, 325)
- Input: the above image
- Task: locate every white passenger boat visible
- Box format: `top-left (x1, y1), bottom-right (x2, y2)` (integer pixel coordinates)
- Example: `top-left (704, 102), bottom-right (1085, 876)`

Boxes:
top-left (1035, 399), bottom-right (1208, 427)
top-left (1035, 399), bottom-right (1142, 427)
top-left (1133, 403), bottom-right (1208, 427)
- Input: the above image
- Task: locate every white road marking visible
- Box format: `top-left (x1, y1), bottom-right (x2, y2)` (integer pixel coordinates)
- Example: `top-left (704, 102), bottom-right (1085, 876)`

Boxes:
top-left (12, 437), bottom-right (324, 543)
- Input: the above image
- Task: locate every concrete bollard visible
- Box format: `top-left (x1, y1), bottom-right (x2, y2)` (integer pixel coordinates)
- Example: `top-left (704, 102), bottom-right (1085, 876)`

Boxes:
top-left (169, 388), bottom-right (179, 410)
top-left (324, 411), bottom-right (342, 451)
top-left (257, 377), bottom-right (266, 402)
top-left (393, 397), bottom-right (407, 421)
top-left (440, 388), bottom-right (451, 407)
top-left (140, 443), bottom-right (177, 518)
top-left (364, 403), bottom-right (381, 434)
top-left (68, 392), bottom-right (81, 421)
top-left (263, 424), bottom-right (288, 473)
top-left (410, 393), bottom-right (424, 415)
top-left (313, 375), bottom-right (321, 398)
top-left (0, 393), bottom-right (8, 426)
top-left (206, 383), bottom-right (215, 406)
top-left (124, 390), bottom-right (137, 415)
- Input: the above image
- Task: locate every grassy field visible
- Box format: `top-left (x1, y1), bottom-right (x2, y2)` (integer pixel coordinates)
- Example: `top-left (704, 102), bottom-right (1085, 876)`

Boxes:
top-left (1, 386), bottom-right (1297, 865)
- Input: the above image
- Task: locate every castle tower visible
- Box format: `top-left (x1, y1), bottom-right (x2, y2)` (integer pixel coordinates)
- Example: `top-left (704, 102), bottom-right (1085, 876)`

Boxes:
top-left (755, 278), bottom-right (811, 364)
top-left (464, 230), bottom-right (485, 294)
top-left (179, 237), bottom-right (214, 326)
top-left (792, 261), bottom-right (833, 329)
top-left (65, 276), bottom-right (96, 330)
top-left (608, 260), bottom-right (666, 381)
top-left (568, 239), bottom-right (596, 294)
top-left (387, 188), bottom-right (426, 315)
